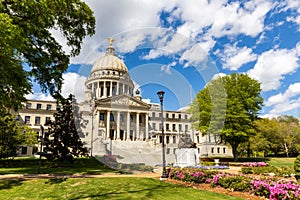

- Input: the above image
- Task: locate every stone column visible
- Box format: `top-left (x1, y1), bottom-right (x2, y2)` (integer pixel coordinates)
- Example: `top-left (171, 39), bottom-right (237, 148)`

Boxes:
top-left (110, 81), bottom-right (113, 97)
top-left (136, 113), bottom-right (139, 140)
top-left (104, 81), bottom-right (107, 97)
top-left (126, 112), bottom-right (130, 140)
top-left (106, 110), bottom-right (110, 139)
top-left (116, 111), bottom-right (120, 140)
top-left (116, 82), bottom-right (119, 95)
top-left (145, 113), bottom-right (149, 140)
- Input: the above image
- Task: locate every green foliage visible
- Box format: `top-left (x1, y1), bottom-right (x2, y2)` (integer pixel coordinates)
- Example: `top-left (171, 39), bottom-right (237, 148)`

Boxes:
top-left (252, 116), bottom-right (300, 157)
top-left (43, 95), bottom-right (88, 165)
top-left (0, 0), bottom-right (95, 110)
top-left (0, 106), bottom-right (36, 159)
top-left (189, 73), bottom-right (263, 161)
top-left (216, 175), bottom-right (252, 192)
top-left (241, 166), bottom-right (294, 177)
top-left (294, 155), bottom-right (300, 176)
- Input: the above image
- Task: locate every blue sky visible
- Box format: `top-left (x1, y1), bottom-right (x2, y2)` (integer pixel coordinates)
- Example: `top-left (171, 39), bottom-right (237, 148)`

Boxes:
top-left (28, 0), bottom-right (300, 118)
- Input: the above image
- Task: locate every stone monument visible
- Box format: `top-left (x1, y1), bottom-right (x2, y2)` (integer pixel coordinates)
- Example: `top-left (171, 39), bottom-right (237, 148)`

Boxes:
top-left (174, 135), bottom-right (199, 167)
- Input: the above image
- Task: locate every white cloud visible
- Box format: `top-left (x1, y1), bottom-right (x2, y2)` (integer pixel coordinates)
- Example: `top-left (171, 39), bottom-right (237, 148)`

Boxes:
top-left (69, 0), bottom-right (167, 64)
top-left (179, 44), bottom-right (207, 67)
top-left (61, 73), bottom-right (87, 102)
top-left (264, 82), bottom-right (300, 115)
top-left (161, 61), bottom-right (176, 75)
top-left (218, 43), bottom-right (257, 70)
top-left (248, 48), bottom-right (300, 91)
top-left (26, 73), bottom-right (87, 102)
top-left (25, 93), bottom-right (55, 101)
top-left (64, 0), bottom-right (273, 65)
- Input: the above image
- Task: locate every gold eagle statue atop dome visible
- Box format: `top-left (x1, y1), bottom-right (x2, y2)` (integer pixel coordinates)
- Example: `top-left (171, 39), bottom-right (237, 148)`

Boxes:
top-left (107, 38), bottom-right (115, 46)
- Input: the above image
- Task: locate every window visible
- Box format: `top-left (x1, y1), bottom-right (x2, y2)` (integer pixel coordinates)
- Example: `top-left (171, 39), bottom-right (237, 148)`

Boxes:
top-left (45, 117), bottom-right (51, 125)
top-left (211, 147), bottom-right (214, 154)
top-left (26, 103), bottom-right (31, 109)
top-left (166, 123), bottom-right (170, 130)
top-left (139, 116), bottom-right (142, 123)
top-left (21, 147), bottom-right (27, 154)
top-left (46, 104), bottom-right (52, 110)
top-left (56, 105), bottom-right (61, 111)
top-left (110, 114), bottom-right (114, 121)
top-left (35, 116), bottom-right (41, 125)
top-left (178, 114), bottom-right (181, 119)
top-left (173, 136), bottom-right (176, 144)
top-left (100, 113), bottom-right (105, 121)
top-left (166, 148), bottom-right (170, 154)
top-left (159, 113), bottom-right (162, 117)
top-left (166, 136), bottom-right (169, 144)
top-left (185, 114), bottom-right (188, 119)
top-left (172, 114), bottom-right (175, 119)
top-left (36, 104), bottom-right (42, 110)
top-left (172, 124), bottom-right (176, 131)
top-left (120, 114), bottom-right (124, 122)
top-left (223, 147), bottom-right (226, 154)
top-left (217, 147), bottom-right (220, 154)
top-left (159, 123), bottom-right (162, 130)
top-left (185, 124), bottom-right (188, 131)
top-left (25, 116), bottom-right (30, 124)
top-left (152, 123), bottom-right (156, 130)
top-left (166, 113), bottom-right (169, 118)
top-left (179, 124), bottom-right (182, 131)
top-left (152, 112), bottom-right (155, 117)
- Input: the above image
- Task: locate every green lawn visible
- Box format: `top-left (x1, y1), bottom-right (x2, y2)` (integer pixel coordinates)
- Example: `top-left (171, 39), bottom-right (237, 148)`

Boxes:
top-left (267, 157), bottom-right (296, 167)
top-left (0, 177), bottom-right (242, 200)
top-left (0, 157), bottom-right (118, 175)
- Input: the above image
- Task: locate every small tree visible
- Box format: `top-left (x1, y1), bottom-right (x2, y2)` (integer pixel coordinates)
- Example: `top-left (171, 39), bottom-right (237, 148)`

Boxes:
top-left (44, 94), bottom-right (88, 165)
top-left (0, 106), bottom-right (36, 159)
top-left (294, 155), bottom-right (300, 181)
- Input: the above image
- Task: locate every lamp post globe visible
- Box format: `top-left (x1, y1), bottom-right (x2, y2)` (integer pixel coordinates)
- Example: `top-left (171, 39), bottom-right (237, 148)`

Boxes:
top-left (157, 91), bottom-right (168, 179)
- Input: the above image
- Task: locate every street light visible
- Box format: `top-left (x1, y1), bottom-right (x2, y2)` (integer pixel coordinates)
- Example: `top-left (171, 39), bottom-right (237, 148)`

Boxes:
top-left (38, 125), bottom-right (44, 174)
top-left (157, 91), bottom-right (168, 179)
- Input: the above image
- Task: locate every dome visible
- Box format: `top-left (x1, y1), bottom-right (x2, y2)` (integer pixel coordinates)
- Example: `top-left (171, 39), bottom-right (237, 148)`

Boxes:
top-left (90, 42), bottom-right (128, 74)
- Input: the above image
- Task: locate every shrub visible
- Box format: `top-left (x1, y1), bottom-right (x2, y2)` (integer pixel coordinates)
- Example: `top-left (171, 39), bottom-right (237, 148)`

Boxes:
top-left (294, 155), bottom-right (300, 180)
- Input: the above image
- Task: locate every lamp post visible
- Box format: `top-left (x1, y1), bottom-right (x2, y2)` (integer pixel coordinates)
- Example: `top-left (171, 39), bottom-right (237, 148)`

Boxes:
top-left (157, 91), bottom-right (168, 179)
top-left (38, 125), bottom-right (44, 174)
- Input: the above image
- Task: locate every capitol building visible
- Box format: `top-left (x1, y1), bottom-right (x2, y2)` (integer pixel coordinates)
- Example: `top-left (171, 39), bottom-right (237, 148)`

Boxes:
top-left (18, 40), bottom-right (232, 165)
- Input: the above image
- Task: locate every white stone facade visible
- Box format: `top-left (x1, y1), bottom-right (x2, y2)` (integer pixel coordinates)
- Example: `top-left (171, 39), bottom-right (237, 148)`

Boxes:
top-left (17, 41), bottom-right (232, 164)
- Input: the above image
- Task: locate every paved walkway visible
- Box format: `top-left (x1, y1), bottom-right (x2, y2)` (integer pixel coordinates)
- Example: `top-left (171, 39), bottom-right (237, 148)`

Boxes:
top-left (0, 167), bottom-right (243, 180)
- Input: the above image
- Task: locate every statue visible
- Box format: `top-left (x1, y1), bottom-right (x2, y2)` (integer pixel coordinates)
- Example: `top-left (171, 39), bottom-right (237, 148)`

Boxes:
top-left (107, 38), bottom-right (115, 46)
top-left (178, 135), bottom-right (196, 148)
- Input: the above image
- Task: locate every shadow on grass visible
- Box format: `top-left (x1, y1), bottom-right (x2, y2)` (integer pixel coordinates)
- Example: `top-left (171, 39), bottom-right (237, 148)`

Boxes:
top-left (45, 178), bottom-right (68, 185)
top-left (0, 157), bottom-right (118, 175)
top-left (69, 183), bottom-right (169, 200)
top-left (0, 179), bottom-right (25, 190)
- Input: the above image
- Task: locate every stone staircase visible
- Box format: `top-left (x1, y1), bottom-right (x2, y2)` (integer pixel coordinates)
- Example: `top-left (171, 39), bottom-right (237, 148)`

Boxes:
top-left (94, 140), bottom-right (175, 166)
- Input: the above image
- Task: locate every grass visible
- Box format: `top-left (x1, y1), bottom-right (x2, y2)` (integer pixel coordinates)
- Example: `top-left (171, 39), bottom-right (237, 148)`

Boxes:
top-left (0, 157), bottom-right (118, 175)
top-left (267, 157), bottom-right (296, 167)
top-left (0, 177), bottom-right (243, 200)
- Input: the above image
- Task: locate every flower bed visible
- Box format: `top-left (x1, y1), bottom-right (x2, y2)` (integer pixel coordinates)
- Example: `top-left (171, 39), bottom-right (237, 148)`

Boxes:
top-left (169, 168), bottom-right (300, 200)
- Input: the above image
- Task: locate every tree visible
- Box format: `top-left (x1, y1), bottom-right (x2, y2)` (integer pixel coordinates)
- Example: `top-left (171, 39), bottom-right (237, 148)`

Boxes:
top-left (0, 106), bottom-right (36, 159)
top-left (0, 0), bottom-right (95, 110)
top-left (44, 94), bottom-right (88, 165)
top-left (276, 115), bottom-right (300, 157)
top-left (250, 118), bottom-right (282, 156)
top-left (189, 73), bottom-right (263, 161)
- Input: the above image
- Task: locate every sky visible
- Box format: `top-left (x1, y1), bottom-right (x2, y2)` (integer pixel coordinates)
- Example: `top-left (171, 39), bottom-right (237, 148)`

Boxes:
top-left (28, 0), bottom-right (300, 119)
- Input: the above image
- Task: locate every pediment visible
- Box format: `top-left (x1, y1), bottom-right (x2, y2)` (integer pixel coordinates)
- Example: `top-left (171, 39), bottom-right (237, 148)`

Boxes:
top-left (96, 94), bottom-right (150, 109)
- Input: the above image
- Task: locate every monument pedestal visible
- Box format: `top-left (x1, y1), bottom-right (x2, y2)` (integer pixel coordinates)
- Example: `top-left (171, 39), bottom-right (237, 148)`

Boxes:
top-left (174, 148), bottom-right (199, 168)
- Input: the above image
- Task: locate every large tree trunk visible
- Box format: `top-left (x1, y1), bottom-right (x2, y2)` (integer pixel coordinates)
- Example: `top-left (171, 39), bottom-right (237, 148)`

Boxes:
top-left (284, 142), bottom-right (289, 157)
top-left (231, 143), bottom-right (239, 162)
